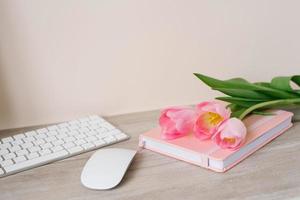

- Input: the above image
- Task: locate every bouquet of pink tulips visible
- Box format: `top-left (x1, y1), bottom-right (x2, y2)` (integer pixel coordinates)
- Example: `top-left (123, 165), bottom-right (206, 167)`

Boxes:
top-left (159, 101), bottom-right (246, 150)
top-left (159, 74), bottom-right (300, 150)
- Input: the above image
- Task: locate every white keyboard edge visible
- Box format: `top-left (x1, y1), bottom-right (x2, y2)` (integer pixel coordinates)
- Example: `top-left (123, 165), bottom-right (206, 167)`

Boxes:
top-left (0, 136), bottom-right (129, 178)
top-left (0, 116), bottom-right (130, 178)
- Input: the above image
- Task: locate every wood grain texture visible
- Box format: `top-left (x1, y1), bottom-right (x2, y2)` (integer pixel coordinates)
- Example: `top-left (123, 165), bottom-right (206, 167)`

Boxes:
top-left (0, 110), bottom-right (300, 200)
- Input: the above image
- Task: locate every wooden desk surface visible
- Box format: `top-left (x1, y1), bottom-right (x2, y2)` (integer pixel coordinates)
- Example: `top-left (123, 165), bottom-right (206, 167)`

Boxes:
top-left (0, 110), bottom-right (300, 200)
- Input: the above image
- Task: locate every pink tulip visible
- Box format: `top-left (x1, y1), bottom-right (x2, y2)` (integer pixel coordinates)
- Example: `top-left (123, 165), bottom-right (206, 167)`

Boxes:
top-left (213, 118), bottom-right (247, 150)
top-left (159, 107), bottom-right (196, 140)
top-left (193, 101), bottom-right (231, 140)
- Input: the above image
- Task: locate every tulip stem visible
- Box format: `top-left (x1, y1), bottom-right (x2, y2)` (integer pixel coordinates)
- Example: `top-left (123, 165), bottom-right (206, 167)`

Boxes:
top-left (238, 98), bottom-right (300, 119)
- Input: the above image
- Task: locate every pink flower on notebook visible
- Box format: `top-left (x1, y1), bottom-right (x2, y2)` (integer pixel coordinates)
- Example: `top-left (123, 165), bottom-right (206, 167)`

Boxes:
top-left (158, 101), bottom-right (247, 150)
top-left (159, 107), bottom-right (196, 140)
top-left (194, 101), bottom-right (231, 140)
top-left (213, 118), bottom-right (247, 150)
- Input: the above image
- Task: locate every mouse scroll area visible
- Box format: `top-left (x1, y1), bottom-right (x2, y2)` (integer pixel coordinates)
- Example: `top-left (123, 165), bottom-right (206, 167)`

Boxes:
top-left (81, 148), bottom-right (137, 190)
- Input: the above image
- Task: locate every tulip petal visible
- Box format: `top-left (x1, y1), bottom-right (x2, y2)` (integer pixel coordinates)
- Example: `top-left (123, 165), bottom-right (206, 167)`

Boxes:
top-left (194, 101), bottom-right (231, 140)
top-left (213, 118), bottom-right (247, 150)
top-left (159, 106), bottom-right (196, 140)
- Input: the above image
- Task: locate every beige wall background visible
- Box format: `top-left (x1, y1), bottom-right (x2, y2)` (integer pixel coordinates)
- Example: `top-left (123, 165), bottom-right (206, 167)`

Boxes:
top-left (0, 0), bottom-right (300, 130)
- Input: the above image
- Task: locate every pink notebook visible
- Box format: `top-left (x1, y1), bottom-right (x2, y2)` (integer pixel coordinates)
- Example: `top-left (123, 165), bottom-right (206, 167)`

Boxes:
top-left (139, 110), bottom-right (293, 172)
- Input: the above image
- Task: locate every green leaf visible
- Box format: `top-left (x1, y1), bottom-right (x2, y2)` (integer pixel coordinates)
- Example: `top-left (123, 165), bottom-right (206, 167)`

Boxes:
top-left (216, 97), bottom-right (263, 107)
top-left (254, 82), bottom-right (271, 87)
top-left (251, 111), bottom-right (275, 116)
top-left (261, 90), bottom-right (299, 99)
top-left (292, 76), bottom-right (300, 86)
top-left (213, 87), bottom-right (272, 100)
top-left (271, 76), bottom-right (293, 91)
top-left (228, 104), bottom-right (248, 118)
top-left (231, 108), bottom-right (247, 118)
top-left (226, 103), bottom-right (241, 112)
top-left (229, 105), bottom-right (275, 117)
top-left (194, 73), bottom-right (262, 90)
top-left (194, 73), bottom-right (299, 99)
top-left (255, 81), bottom-right (300, 97)
top-left (227, 78), bottom-right (250, 83)
top-left (270, 76), bottom-right (300, 91)
top-left (237, 98), bottom-right (300, 119)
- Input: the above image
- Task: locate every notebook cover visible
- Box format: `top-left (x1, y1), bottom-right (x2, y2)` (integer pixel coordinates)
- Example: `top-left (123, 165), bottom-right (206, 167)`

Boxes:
top-left (139, 110), bottom-right (293, 172)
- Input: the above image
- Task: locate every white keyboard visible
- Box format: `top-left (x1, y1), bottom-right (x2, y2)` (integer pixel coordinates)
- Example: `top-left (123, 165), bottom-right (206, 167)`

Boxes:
top-left (0, 115), bottom-right (129, 178)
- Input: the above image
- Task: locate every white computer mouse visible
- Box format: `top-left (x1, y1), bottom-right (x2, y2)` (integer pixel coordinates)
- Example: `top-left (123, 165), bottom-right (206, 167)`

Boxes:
top-left (81, 148), bottom-right (137, 190)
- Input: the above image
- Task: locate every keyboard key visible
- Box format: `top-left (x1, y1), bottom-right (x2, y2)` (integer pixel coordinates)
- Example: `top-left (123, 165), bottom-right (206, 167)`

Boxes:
top-left (21, 142), bottom-right (33, 149)
top-left (36, 128), bottom-right (47, 134)
top-left (1, 159), bottom-right (14, 167)
top-left (35, 133), bottom-right (47, 139)
top-left (9, 145), bottom-right (21, 152)
top-left (63, 136), bottom-right (75, 143)
top-left (85, 136), bottom-right (97, 142)
top-left (63, 142), bottom-right (75, 149)
top-left (74, 139), bottom-right (86, 146)
top-left (13, 156), bottom-right (26, 163)
top-left (80, 122), bottom-right (89, 127)
top-left (115, 133), bottom-right (128, 140)
top-left (1, 136), bottom-right (13, 143)
top-left (48, 125), bottom-right (58, 131)
top-left (58, 128), bottom-right (68, 134)
top-left (69, 125), bottom-right (79, 131)
top-left (0, 143), bottom-right (11, 149)
top-left (89, 124), bottom-right (98, 130)
top-left (75, 134), bottom-right (86, 139)
top-left (52, 140), bottom-right (64, 146)
top-left (99, 127), bottom-right (108, 133)
top-left (27, 152), bottom-right (39, 160)
top-left (13, 133), bottom-right (25, 140)
top-left (86, 130), bottom-right (97, 136)
top-left (101, 122), bottom-right (116, 130)
top-left (68, 131), bottom-right (79, 136)
top-left (25, 131), bottom-right (37, 136)
top-left (3, 153), bottom-right (16, 160)
top-left (4, 150), bottom-right (68, 173)
top-left (81, 143), bottom-right (95, 150)
top-left (111, 129), bottom-right (122, 135)
top-left (93, 139), bottom-right (106, 147)
top-left (0, 168), bottom-right (4, 175)
top-left (0, 149), bottom-right (9, 155)
top-left (69, 120), bottom-right (79, 125)
top-left (16, 149), bottom-right (28, 156)
top-left (58, 123), bottom-right (68, 128)
top-left (23, 137), bottom-right (35, 143)
top-left (51, 146), bottom-right (63, 152)
top-left (28, 146), bottom-right (41, 153)
top-left (39, 149), bottom-right (51, 156)
top-left (103, 136), bottom-right (116, 143)
top-left (78, 129), bottom-right (87, 135)
top-left (11, 139), bottom-right (24, 146)
top-left (41, 143), bottom-right (53, 149)
top-left (80, 127), bottom-right (90, 132)
top-left (47, 131), bottom-right (57, 137)
top-left (33, 139), bottom-right (45, 146)
top-left (57, 133), bottom-right (68, 139)
top-left (95, 132), bottom-right (111, 139)
top-left (67, 146), bottom-right (83, 154)
top-left (45, 136), bottom-right (57, 142)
